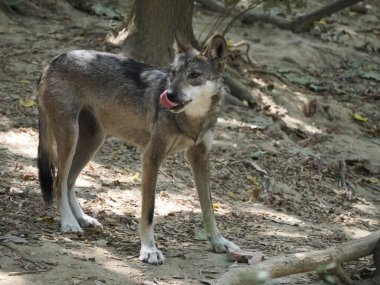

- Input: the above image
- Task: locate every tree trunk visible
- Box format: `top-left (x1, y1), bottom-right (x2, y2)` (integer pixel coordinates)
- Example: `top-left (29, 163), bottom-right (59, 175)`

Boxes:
top-left (117, 0), bottom-right (197, 66)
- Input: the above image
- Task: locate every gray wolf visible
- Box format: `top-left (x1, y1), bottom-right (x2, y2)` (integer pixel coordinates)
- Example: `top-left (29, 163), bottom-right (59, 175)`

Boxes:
top-left (37, 35), bottom-right (240, 265)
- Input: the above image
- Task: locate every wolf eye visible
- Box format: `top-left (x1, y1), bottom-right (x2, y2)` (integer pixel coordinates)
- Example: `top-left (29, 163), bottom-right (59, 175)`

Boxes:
top-left (188, 72), bottom-right (201, 79)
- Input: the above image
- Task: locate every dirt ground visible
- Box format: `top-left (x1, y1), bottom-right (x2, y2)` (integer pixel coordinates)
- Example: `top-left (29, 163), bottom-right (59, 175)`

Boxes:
top-left (0, 1), bottom-right (379, 284)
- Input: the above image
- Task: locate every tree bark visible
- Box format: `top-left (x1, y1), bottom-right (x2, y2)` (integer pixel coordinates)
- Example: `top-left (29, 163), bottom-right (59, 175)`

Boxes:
top-left (114, 0), bottom-right (197, 67)
top-left (217, 230), bottom-right (380, 285)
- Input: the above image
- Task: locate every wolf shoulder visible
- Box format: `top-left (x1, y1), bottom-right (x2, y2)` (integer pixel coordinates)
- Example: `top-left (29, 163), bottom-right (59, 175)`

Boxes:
top-left (46, 50), bottom-right (168, 83)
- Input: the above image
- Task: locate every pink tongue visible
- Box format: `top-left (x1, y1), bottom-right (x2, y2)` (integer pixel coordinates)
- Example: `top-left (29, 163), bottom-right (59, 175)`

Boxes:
top-left (160, 90), bottom-right (178, 109)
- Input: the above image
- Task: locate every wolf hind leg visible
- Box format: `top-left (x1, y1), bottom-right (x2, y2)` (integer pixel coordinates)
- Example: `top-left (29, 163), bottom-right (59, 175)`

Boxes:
top-left (54, 119), bottom-right (83, 233)
top-left (67, 109), bottom-right (105, 229)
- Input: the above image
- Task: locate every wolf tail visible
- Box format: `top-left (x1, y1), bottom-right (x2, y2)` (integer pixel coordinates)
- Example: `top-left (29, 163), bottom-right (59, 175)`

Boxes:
top-left (37, 77), bottom-right (56, 203)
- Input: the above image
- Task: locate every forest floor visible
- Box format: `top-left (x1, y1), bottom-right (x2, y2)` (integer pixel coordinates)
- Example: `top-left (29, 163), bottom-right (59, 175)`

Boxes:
top-left (0, 1), bottom-right (379, 284)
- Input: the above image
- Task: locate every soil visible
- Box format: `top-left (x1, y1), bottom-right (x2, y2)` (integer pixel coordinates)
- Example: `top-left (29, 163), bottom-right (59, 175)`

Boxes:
top-left (0, 1), bottom-right (379, 284)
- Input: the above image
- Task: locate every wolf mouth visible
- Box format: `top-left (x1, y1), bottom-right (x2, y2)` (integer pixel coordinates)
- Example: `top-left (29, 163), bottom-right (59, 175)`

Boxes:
top-left (159, 89), bottom-right (191, 112)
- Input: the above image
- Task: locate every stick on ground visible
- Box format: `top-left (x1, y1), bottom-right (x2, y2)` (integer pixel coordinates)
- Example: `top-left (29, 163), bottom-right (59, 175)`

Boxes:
top-left (217, 230), bottom-right (380, 285)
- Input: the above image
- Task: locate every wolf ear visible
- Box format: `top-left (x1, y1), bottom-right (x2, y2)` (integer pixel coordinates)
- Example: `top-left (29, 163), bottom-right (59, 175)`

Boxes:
top-left (203, 35), bottom-right (227, 73)
top-left (174, 31), bottom-right (193, 54)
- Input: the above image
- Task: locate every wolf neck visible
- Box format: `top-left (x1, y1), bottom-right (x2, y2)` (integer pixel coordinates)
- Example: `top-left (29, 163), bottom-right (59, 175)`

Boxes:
top-left (175, 93), bottom-right (222, 143)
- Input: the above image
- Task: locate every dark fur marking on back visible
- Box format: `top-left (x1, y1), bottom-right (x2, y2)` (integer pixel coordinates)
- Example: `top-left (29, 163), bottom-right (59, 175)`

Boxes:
top-left (120, 59), bottom-right (152, 89)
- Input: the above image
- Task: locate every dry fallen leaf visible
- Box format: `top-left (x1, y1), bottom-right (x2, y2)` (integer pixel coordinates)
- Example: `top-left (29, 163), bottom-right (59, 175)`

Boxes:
top-left (19, 98), bottom-right (35, 108)
top-left (212, 202), bottom-right (222, 210)
top-left (353, 113), bottom-right (368, 122)
top-left (246, 175), bottom-right (259, 185)
top-left (248, 251), bottom-right (265, 265)
top-left (37, 216), bottom-right (55, 224)
top-left (130, 172), bottom-right (141, 182)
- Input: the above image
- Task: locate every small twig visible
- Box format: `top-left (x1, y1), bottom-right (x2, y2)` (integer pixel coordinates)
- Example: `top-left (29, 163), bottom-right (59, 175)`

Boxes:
top-left (0, 242), bottom-right (43, 269)
top-left (125, 255), bottom-right (139, 260)
top-left (338, 159), bottom-right (356, 199)
top-left (200, 3), bottom-right (238, 47)
top-left (222, 2), bottom-right (261, 36)
top-left (8, 269), bottom-right (51, 276)
top-left (199, 269), bottom-right (204, 280)
top-left (339, 160), bottom-right (348, 190)
top-left (356, 28), bottom-right (380, 33)
top-left (109, 20), bottom-right (118, 37)
top-left (230, 40), bottom-right (254, 65)
top-left (0, 0), bottom-right (15, 14)
top-left (329, 265), bottom-right (354, 285)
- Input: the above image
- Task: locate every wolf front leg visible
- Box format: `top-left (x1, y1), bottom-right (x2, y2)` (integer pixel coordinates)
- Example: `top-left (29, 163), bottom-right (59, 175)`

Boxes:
top-left (139, 142), bottom-right (165, 265)
top-left (186, 139), bottom-right (240, 253)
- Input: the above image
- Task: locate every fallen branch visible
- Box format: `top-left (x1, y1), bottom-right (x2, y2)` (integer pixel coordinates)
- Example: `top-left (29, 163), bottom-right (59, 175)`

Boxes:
top-left (217, 230), bottom-right (380, 285)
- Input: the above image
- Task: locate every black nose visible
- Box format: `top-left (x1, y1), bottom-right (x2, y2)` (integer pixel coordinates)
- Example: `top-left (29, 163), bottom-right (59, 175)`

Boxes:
top-left (167, 88), bottom-right (176, 101)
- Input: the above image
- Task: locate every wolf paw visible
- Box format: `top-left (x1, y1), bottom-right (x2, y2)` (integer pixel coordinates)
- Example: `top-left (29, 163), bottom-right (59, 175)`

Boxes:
top-left (139, 247), bottom-right (165, 265)
top-left (210, 235), bottom-right (240, 253)
top-left (78, 214), bottom-right (102, 230)
top-left (61, 218), bottom-right (83, 233)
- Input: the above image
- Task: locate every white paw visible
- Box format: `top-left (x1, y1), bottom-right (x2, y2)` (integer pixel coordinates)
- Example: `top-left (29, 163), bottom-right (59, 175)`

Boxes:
top-left (210, 235), bottom-right (240, 253)
top-left (78, 214), bottom-right (102, 229)
top-left (139, 246), bottom-right (165, 265)
top-left (61, 218), bottom-right (83, 233)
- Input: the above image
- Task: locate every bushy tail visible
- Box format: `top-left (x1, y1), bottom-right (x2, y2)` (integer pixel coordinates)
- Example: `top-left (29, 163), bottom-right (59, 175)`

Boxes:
top-left (37, 113), bottom-right (56, 203)
top-left (37, 114), bottom-right (55, 203)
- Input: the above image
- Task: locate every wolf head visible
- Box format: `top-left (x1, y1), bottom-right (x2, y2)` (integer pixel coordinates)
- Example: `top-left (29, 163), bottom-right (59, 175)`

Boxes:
top-left (159, 34), bottom-right (227, 117)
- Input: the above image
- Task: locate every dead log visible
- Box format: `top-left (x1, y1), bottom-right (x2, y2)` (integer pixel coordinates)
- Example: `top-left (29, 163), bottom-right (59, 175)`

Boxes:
top-left (242, 0), bottom-right (363, 32)
top-left (198, 0), bottom-right (363, 33)
top-left (223, 69), bottom-right (256, 108)
top-left (196, 0), bottom-right (226, 14)
top-left (289, 0), bottom-right (363, 32)
top-left (216, 230), bottom-right (380, 285)
top-left (224, 93), bottom-right (246, 107)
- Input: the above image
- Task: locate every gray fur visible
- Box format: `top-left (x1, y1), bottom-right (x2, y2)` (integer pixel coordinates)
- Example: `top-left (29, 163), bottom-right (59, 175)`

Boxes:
top-left (37, 35), bottom-right (239, 265)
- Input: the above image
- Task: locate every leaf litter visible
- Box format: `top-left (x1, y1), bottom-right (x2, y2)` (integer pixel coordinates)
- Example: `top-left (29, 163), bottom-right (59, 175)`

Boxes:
top-left (0, 1), bottom-right (380, 284)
